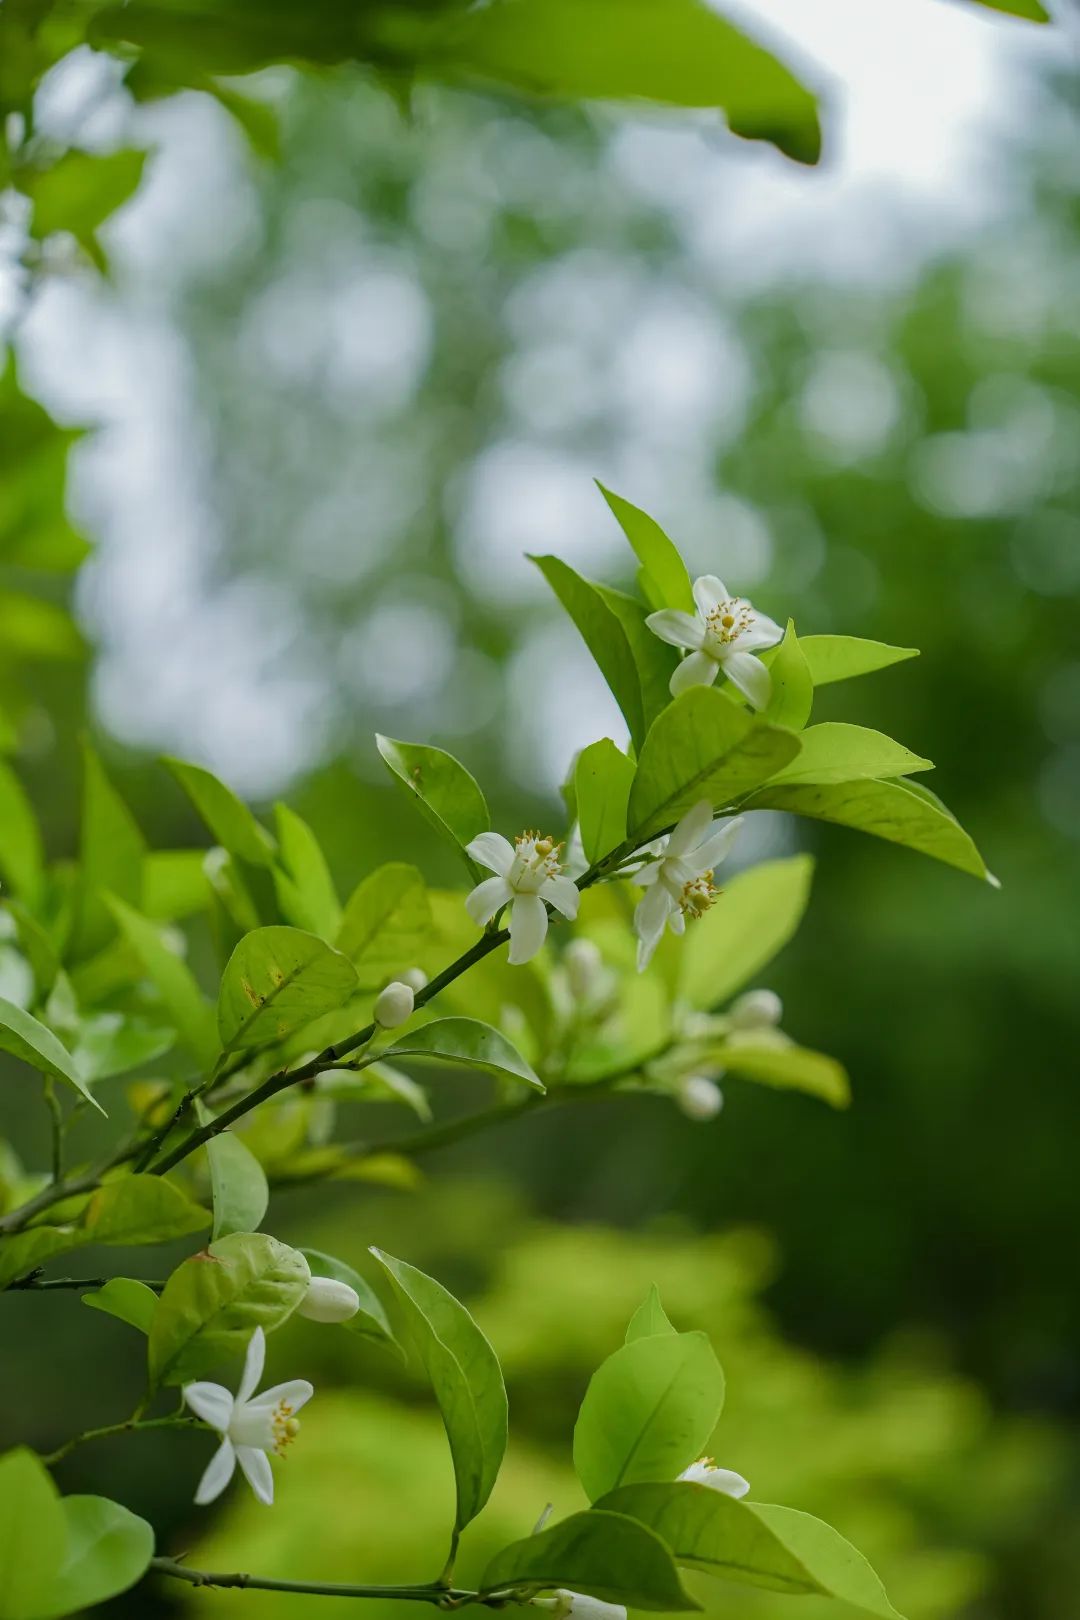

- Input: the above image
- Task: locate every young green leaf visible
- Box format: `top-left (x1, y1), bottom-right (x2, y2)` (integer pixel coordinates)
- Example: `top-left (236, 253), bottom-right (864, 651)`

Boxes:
top-left (597, 484), bottom-right (694, 613)
top-left (74, 744), bottom-right (146, 957)
top-left (575, 740), bottom-right (635, 865)
top-left (480, 1509), bottom-right (697, 1611)
top-left (375, 736), bottom-right (490, 876)
top-left (720, 1037), bottom-right (850, 1108)
top-left (27, 149), bottom-right (146, 269)
top-left (166, 757), bottom-right (276, 867)
top-left (593, 583), bottom-right (679, 732)
top-left (148, 1232), bottom-right (311, 1386)
top-left (380, 1017), bottom-right (543, 1091)
top-left (34, 1494), bottom-right (155, 1619)
top-left (762, 620), bottom-right (813, 730)
top-left (336, 863), bottom-right (431, 988)
top-left (300, 1249), bottom-right (402, 1355)
top-left (798, 635), bottom-right (918, 687)
top-left (531, 554), bottom-right (646, 749)
top-left (678, 854), bottom-right (814, 1010)
top-left (371, 1249), bottom-right (506, 1532)
top-left (83, 1278), bottom-right (160, 1335)
top-left (595, 1483), bottom-right (904, 1618)
top-left (0, 760), bottom-right (44, 907)
top-left (217, 926), bottom-right (358, 1051)
top-left (625, 1285), bottom-right (677, 1343)
top-left (195, 1101), bottom-right (269, 1240)
top-left (761, 723), bottom-right (931, 788)
top-left (107, 897), bottom-right (219, 1068)
top-left (627, 687), bottom-right (800, 839)
top-left (0, 996), bottom-right (102, 1111)
top-left (742, 777), bottom-right (995, 883)
top-left (0, 1448), bottom-right (68, 1620)
top-left (70, 1014), bottom-right (176, 1084)
top-left (142, 848), bottom-right (211, 921)
top-left (574, 1330), bottom-right (725, 1501)
top-left (273, 803), bottom-right (341, 939)
top-left (82, 1176), bottom-right (209, 1246)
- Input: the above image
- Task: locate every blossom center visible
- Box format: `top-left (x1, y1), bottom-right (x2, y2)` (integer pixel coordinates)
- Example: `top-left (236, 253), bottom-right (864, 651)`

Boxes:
top-left (230, 1397), bottom-right (302, 1456)
top-left (509, 830), bottom-right (563, 894)
top-left (679, 871), bottom-right (717, 919)
top-left (704, 599), bottom-right (753, 653)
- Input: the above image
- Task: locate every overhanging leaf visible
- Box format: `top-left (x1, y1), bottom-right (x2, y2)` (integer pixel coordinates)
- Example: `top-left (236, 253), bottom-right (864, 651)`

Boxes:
top-left (480, 1510), bottom-right (697, 1611)
top-left (381, 1017), bottom-right (543, 1092)
top-left (376, 736), bottom-right (489, 877)
top-left (0, 996), bottom-right (102, 1111)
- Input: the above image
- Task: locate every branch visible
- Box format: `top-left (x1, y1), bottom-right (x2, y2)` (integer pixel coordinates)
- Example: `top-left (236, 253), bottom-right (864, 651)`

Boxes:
top-left (42, 1413), bottom-right (204, 1466)
top-left (9, 1274), bottom-right (165, 1293)
top-left (150, 1560), bottom-right (503, 1607)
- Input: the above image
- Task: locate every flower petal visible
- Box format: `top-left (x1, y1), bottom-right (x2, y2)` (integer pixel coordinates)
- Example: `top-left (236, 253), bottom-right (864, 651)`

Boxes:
top-left (465, 832), bottom-right (515, 876)
top-left (738, 612), bottom-right (784, 654)
top-left (635, 860), bottom-right (661, 886)
top-left (183, 1382), bottom-right (234, 1432)
top-left (634, 882), bottom-right (673, 972)
top-left (666, 799), bottom-right (714, 859)
top-left (721, 649), bottom-right (771, 711)
top-left (237, 1326), bottom-right (266, 1405)
top-left (693, 575), bottom-right (728, 615)
top-left (507, 893), bottom-right (548, 965)
top-left (194, 1438), bottom-right (237, 1506)
top-left (644, 609), bottom-right (704, 651)
top-left (542, 874), bottom-right (580, 920)
top-left (669, 649), bottom-right (719, 697)
top-left (245, 1379), bottom-right (314, 1415)
top-left (668, 909), bottom-right (687, 936)
top-left (236, 1445), bottom-right (274, 1505)
top-left (692, 815), bottom-right (742, 874)
top-left (464, 875), bottom-right (512, 928)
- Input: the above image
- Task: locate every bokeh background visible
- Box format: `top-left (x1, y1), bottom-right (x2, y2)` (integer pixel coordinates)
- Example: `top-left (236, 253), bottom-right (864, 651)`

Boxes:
top-left (2, 1), bottom-right (1079, 1616)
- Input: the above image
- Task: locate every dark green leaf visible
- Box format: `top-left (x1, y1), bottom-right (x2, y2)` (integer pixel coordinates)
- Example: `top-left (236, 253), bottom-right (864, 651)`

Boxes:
top-left (336, 863), bottom-right (430, 988)
top-left (195, 1100), bottom-right (269, 1240)
top-left (594, 582), bottom-right (678, 734)
top-left (531, 554), bottom-right (645, 749)
top-left (480, 1509), bottom-right (697, 1611)
top-left (166, 757), bottom-right (276, 867)
top-left (300, 1249), bottom-right (402, 1355)
top-left (597, 484), bottom-right (694, 612)
top-left (375, 735), bottom-right (489, 877)
top-left (217, 925), bottom-right (358, 1051)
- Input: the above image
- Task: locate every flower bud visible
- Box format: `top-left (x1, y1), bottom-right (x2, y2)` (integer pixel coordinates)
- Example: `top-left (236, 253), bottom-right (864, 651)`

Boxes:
top-left (374, 980), bottom-right (415, 1028)
top-left (297, 1276), bottom-right (361, 1324)
top-left (677, 1075), bottom-right (724, 1121)
top-left (678, 1457), bottom-right (750, 1497)
top-left (728, 988), bottom-right (782, 1031)
top-left (564, 937), bottom-right (603, 1000)
top-left (399, 967), bottom-right (428, 992)
top-left (550, 1592), bottom-right (628, 1620)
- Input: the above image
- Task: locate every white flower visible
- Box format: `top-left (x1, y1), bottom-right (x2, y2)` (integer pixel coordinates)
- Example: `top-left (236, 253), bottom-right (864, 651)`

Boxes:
top-left (184, 1328), bottom-right (313, 1507)
top-left (646, 576), bottom-right (783, 710)
top-left (297, 1276), bottom-right (361, 1324)
top-left (678, 1457), bottom-right (750, 1497)
top-left (550, 1592), bottom-right (626, 1620)
top-left (677, 1075), bottom-right (724, 1121)
top-left (465, 830), bottom-right (580, 965)
top-left (633, 801), bottom-right (741, 972)
top-left (399, 967), bottom-right (428, 992)
top-left (374, 980), bottom-right (415, 1028)
top-left (729, 988), bottom-right (783, 1031)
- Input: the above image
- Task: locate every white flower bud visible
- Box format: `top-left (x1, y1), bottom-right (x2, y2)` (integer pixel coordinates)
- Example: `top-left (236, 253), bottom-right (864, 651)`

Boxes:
top-left (399, 967), bottom-right (428, 992)
top-left (374, 980), bottom-right (415, 1028)
top-left (678, 1457), bottom-right (750, 1497)
top-left (550, 1592), bottom-right (627, 1620)
top-left (728, 988), bottom-right (782, 1031)
top-left (677, 1075), bottom-right (724, 1121)
top-left (297, 1276), bottom-right (361, 1324)
top-left (564, 938), bottom-right (603, 1000)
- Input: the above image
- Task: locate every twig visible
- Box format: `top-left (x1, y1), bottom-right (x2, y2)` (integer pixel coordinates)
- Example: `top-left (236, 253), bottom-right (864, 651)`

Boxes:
top-left (9, 1274), bottom-right (166, 1293)
top-left (42, 1413), bottom-right (204, 1466)
top-left (150, 1559), bottom-right (501, 1606)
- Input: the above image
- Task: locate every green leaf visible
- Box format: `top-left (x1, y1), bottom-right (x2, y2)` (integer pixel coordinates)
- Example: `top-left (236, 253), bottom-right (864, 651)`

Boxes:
top-left (83, 1278), bottom-right (159, 1335)
top-left (27, 149), bottom-right (146, 269)
top-left (0, 594), bottom-right (82, 659)
top-left (678, 854), bottom-right (814, 1010)
top-left (300, 1249), bottom-right (401, 1355)
top-left (720, 1037), bottom-right (850, 1108)
top-left (336, 863), bottom-right (431, 988)
top-left (143, 849), bottom-right (211, 921)
top-left (596, 1484), bottom-right (904, 1618)
top-left (273, 803), bottom-right (341, 939)
top-left (0, 1178), bottom-right (205, 1291)
top-left (762, 620), bottom-right (813, 730)
top-left (0, 996), bottom-right (101, 1111)
top-left (480, 1509), bottom-right (697, 1611)
top-left (375, 736), bottom-right (489, 877)
top-left (381, 1017), bottom-right (543, 1091)
top-left (74, 744), bottom-right (146, 957)
top-left (148, 1231), bottom-right (311, 1386)
top-left (798, 636), bottom-right (918, 687)
top-left (627, 687), bottom-right (800, 839)
top-left (371, 1249), bottom-right (506, 1532)
top-left (0, 1448), bottom-right (67, 1620)
top-left (741, 777), bottom-right (995, 883)
top-left (574, 1331), bottom-right (725, 1501)
top-left (761, 723), bottom-right (931, 788)
top-left (195, 1101), bottom-right (269, 1240)
top-left (33, 1495), bottom-right (154, 1619)
top-left (597, 484), bottom-right (694, 612)
top-left (0, 761), bottom-right (43, 907)
top-left (575, 741), bottom-right (635, 866)
top-left (217, 925), bottom-right (358, 1052)
top-left (442, 0), bottom-right (821, 165)
top-left (594, 583), bottom-right (679, 735)
top-left (107, 898), bottom-right (219, 1068)
top-left (166, 757), bottom-right (276, 867)
top-left (530, 554), bottom-right (645, 749)
top-left (625, 1285), bottom-right (676, 1343)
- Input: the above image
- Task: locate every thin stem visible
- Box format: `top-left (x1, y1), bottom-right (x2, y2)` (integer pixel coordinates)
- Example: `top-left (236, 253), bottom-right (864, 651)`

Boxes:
top-left (42, 1413), bottom-right (203, 1467)
top-left (150, 1560), bottom-right (495, 1605)
top-left (43, 1078), bottom-right (63, 1184)
top-left (8, 1274), bottom-right (165, 1293)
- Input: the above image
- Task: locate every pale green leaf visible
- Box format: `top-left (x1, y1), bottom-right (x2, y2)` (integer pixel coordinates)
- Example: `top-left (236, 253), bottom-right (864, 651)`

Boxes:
top-left (83, 1278), bottom-right (159, 1335)
top-left (798, 635), bottom-right (918, 687)
top-left (720, 1036), bottom-right (850, 1108)
top-left (74, 744), bottom-right (146, 957)
top-left (195, 1100), bottom-right (269, 1240)
top-left (576, 740), bottom-right (635, 866)
top-left (761, 723), bottom-right (931, 788)
top-left (300, 1249), bottom-right (402, 1355)
top-left (31, 1495), bottom-right (154, 1619)
top-left (597, 484), bottom-right (694, 612)
top-left (381, 1016), bottom-right (543, 1091)
top-left (0, 761), bottom-right (44, 907)
top-left (678, 854), bottom-right (814, 1010)
top-left (273, 803), bottom-right (341, 939)
top-left (0, 1448), bottom-right (68, 1620)
top-left (762, 620), bottom-right (812, 730)
top-left (0, 995), bottom-right (101, 1111)
top-left (625, 1284), bottom-right (677, 1343)
top-left (107, 897), bottom-right (219, 1068)
top-left (217, 925), bottom-right (357, 1051)
top-left (336, 863), bottom-right (431, 988)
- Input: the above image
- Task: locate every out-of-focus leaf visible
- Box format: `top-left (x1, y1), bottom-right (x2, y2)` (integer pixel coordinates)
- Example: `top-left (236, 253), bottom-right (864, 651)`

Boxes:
top-left (761, 723), bottom-right (931, 788)
top-left (371, 1249), bottom-right (506, 1532)
top-left (217, 925), bottom-right (357, 1051)
top-left (273, 803), bottom-right (341, 939)
top-left (575, 740), bottom-right (634, 866)
top-left (0, 1448), bottom-right (67, 1619)
top-left (479, 1510), bottom-right (696, 1611)
top-left (0, 995), bottom-right (101, 1109)
top-left (0, 361), bottom-right (88, 572)
top-left (148, 1231), bottom-right (310, 1386)
top-left (34, 1494), bottom-right (155, 1618)
top-left (142, 849), bottom-right (211, 921)
top-left (26, 149), bottom-right (147, 269)
top-left (166, 758), bottom-right (276, 867)
top-left (381, 1017), bottom-right (543, 1091)
top-left (962, 0), bottom-right (1048, 18)
top-left (107, 898), bottom-right (219, 1068)
top-left (719, 1036), bottom-right (850, 1108)
top-left (336, 863), bottom-right (430, 988)
top-left (0, 592), bottom-right (83, 659)
top-left (375, 736), bottom-right (489, 877)
top-left (0, 761), bottom-right (44, 906)
top-left (678, 855), bottom-right (814, 1010)
top-left (74, 745), bottom-right (146, 958)
top-left (70, 1013), bottom-right (176, 1084)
